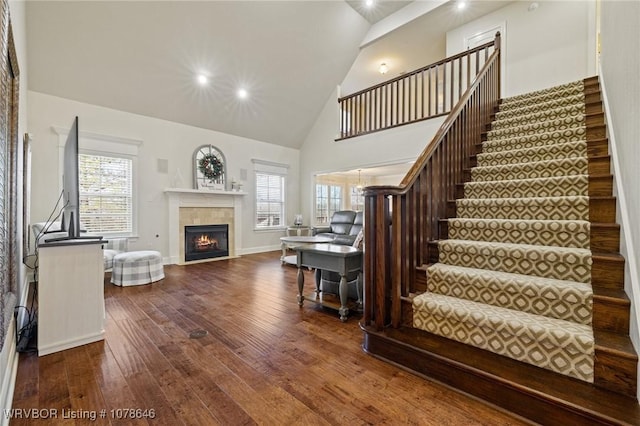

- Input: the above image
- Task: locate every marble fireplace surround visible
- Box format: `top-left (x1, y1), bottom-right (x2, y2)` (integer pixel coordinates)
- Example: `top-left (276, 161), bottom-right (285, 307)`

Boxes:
top-left (164, 188), bottom-right (246, 265)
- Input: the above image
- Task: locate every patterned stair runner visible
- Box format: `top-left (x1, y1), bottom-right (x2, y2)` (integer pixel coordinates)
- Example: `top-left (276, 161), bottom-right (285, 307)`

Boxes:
top-left (413, 79), bottom-right (596, 382)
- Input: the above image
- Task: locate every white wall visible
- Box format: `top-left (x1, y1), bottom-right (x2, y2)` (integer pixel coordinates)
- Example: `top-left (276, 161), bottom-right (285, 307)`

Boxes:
top-left (599, 0), bottom-right (640, 400)
top-left (27, 91), bottom-right (300, 257)
top-left (447, 1), bottom-right (596, 98)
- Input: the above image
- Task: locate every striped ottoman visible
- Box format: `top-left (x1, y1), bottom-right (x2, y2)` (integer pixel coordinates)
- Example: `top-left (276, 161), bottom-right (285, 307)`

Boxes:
top-left (111, 251), bottom-right (164, 286)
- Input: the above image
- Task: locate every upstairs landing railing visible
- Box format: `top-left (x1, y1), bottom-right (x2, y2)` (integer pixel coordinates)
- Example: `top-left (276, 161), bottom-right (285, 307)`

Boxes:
top-left (362, 33), bottom-right (501, 330)
top-left (337, 36), bottom-right (499, 141)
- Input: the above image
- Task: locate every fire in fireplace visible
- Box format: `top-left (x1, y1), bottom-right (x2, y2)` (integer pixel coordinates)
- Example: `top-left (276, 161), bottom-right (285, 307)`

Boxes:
top-left (184, 224), bottom-right (229, 261)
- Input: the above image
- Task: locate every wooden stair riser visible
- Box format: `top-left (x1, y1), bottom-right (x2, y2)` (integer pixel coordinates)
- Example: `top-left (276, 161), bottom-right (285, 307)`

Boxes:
top-left (594, 348), bottom-right (638, 397)
top-left (593, 292), bottom-right (630, 334)
top-left (584, 91), bottom-right (602, 104)
top-left (592, 254), bottom-right (625, 289)
top-left (589, 175), bottom-right (613, 197)
top-left (438, 220), bottom-right (620, 253)
top-left (587, 125), bottom-right (607, 141)
top-left (590, 197), bottom-right (617, 223)
top-left (589, 156), bottom-right (611, 175)
top-left (583, 76), bottom-right (601, 94)
top-left (591, 223), bottom-right (621, 252)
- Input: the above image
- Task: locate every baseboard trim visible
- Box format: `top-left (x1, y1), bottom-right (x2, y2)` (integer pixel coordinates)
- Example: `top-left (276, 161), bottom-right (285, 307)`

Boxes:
top-left (237, 245), bottom-right (280, 256)
top-left (0, 318), bottom-right (18, 426)
top-left (37, 331), bottom-right (105, 357)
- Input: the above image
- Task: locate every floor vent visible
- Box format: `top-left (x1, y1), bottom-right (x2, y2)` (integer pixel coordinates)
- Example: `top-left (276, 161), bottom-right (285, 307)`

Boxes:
top-left (189, 329), bottom-right (208, 339)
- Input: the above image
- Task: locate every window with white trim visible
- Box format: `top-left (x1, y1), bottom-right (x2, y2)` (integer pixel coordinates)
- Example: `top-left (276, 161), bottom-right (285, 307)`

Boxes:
top-left (349, 185), bottom-right (364, 212)
top-left (79, 153), bottom-right (133, 234)
top-left (253, 159), bottom-right (288, 230)
top-left (315, 184), bottom-right (342, 224)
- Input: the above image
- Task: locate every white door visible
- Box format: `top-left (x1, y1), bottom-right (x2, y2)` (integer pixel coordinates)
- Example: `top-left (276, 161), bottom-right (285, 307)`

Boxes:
top-left (464, 24), bottom-right (506, 95)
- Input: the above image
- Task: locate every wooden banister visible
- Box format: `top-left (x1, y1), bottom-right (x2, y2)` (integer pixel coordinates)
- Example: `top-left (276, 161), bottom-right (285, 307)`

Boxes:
top-left (363, 33), bottom-right (501, 330)
top-left (337, 37), bottom-right (499, 140)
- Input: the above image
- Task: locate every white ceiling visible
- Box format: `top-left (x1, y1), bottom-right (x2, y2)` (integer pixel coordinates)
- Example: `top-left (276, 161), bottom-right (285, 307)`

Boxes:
top-left (25, 1), bottom-right (509, 150)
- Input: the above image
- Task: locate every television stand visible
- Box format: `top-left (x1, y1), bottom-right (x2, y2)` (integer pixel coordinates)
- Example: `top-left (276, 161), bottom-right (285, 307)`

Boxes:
top-left (37, 239), bottom-right (105, 355)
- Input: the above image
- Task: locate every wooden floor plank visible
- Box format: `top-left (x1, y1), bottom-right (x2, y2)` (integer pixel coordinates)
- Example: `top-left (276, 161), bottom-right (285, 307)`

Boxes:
top-left (12, 251), bottom-right (527, 425)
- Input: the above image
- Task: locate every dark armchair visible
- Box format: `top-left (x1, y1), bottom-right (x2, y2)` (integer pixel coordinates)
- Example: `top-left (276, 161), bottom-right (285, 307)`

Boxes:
top-left (314, 210), bottom-right (363, 245)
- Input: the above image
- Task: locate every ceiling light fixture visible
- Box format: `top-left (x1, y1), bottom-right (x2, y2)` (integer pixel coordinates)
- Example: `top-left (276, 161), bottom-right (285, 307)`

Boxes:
top-left (365, 0), bottom-right (374, 8)
top-left (237, 88), bottom-right (248, 99)
top-left (197, 74), bottom-right (209, 86)
top-left (356, 169), bottom-right (364, 192)
top-left (457, 1), bottom-right (467, 10)
top-left (528, 2), bottom-right (539, 12)
top-left (378, 63), bottom-right (388, 74)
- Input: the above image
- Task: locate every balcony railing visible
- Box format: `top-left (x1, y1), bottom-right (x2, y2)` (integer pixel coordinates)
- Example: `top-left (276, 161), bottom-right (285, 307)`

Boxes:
top-left (362, 33), bottom-right (501, 329)
top-left (337, 35), bottom-right (499, 140)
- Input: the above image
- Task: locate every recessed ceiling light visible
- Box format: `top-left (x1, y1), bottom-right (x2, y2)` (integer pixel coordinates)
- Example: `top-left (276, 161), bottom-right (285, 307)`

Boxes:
top-left (237, 88), bottom-right (249, 99)
top-left (197, 74), bottom-right (208, 86)
top-left (457, 1), bottom-right (467, 10)
top-left (365, 0), bottom-right (374, 8)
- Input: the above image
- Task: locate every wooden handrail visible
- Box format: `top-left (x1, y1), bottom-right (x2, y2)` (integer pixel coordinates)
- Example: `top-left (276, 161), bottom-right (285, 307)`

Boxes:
top-left (337, 37), bottom-right (498, 140)
top-left (362, 33), bottom-right (501, 330)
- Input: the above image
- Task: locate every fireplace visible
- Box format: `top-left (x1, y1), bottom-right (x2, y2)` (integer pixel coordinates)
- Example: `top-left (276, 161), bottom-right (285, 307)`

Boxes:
top-left (184, 224), bottom-right (229, 262)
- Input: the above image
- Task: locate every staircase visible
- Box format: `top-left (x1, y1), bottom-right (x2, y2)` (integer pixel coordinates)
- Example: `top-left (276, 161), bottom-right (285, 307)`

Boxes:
top-left (362, 76), bottom-right (640, 424)
top-left (413, 78), bottom-right (636, 394)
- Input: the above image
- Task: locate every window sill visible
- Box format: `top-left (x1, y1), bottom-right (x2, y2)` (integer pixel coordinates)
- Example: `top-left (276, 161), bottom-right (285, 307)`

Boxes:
top-left (253, 227), bottom-right (286, 233)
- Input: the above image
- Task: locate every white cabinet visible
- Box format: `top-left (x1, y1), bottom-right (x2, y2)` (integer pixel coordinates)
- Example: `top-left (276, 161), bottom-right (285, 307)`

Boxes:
top-left (37, 241), bottom-right (105, 356)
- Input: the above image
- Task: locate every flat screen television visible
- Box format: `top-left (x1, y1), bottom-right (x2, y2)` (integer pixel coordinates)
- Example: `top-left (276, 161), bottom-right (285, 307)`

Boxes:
top-left (45, 116), bottom-right (101, 243)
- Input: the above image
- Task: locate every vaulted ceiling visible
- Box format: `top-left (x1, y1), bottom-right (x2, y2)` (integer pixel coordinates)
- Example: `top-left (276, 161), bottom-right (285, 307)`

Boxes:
top-left (25, 1), bottom-right (509, 149)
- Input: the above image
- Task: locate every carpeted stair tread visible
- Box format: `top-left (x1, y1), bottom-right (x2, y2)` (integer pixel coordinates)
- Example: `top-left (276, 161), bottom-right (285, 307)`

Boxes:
top-left (486, 116), bottom-right (585, 141)
top-left (438, 239), bottom-right (592, 283)
top-left (464, 174), bottom-right (588, 199)
top-left (495, 94), bottom-right (585, 120)
top-left (481, 127), bottom-right (587, 153)
top-left (477, 140), bottom-right (587, 167)
top-left (471, 157), bottom-right (589, 182)
top-left (491, 103), bottom-right (585, 131)
top-left (498, 81), bottom-right (584, 110)
top-left (426, 263), bottom-right (593, 324)
top-left (412, 292), bottom-right (594, 382)
top-left (455, 196), bottom-right (590, 221)
top-left (446, 218), bottom-right (590, 248)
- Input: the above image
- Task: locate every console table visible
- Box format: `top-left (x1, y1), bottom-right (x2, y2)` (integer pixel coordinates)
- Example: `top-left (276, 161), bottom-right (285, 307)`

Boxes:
top-left (295, 243), bottom-right (362, 322)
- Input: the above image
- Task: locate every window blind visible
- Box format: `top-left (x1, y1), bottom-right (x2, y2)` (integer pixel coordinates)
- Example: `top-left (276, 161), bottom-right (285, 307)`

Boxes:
top-left (79, 153), bottom-right (133, 234)
top-left (255, 172), bottom-right (285, 228)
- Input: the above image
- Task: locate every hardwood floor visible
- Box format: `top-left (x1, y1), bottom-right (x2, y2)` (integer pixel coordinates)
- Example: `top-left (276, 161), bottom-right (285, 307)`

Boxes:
top-left (11, 251), bottom-right (529, 425)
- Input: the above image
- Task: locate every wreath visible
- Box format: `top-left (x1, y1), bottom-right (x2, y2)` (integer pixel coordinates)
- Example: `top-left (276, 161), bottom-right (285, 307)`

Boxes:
top-left (198, 154), bottom-right (224, 182)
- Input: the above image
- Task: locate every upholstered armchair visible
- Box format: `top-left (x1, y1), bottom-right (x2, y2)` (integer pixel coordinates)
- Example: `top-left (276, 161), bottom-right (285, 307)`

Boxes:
top-left (314, 210), bottom-right (363, 245)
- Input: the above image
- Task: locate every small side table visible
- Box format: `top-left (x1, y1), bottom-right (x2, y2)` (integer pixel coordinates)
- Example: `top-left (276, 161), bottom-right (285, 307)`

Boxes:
top-left (295, 243), bottom-right (363, 322)
top-left (286, 226), bottom-right (312, 237)
top-left (280, 235), bottom-right (333, 265)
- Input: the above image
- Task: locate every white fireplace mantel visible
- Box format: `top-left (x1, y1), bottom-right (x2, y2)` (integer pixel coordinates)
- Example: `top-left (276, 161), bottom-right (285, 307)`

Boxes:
top-left (164, 188), bottom-right (247, 264)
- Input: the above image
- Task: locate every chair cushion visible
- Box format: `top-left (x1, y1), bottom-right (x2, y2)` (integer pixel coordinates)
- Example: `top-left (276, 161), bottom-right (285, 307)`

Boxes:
top-left (329, 211), bottom-right (357, 234)
top-left (349, 211), bottom-right (364, 236)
